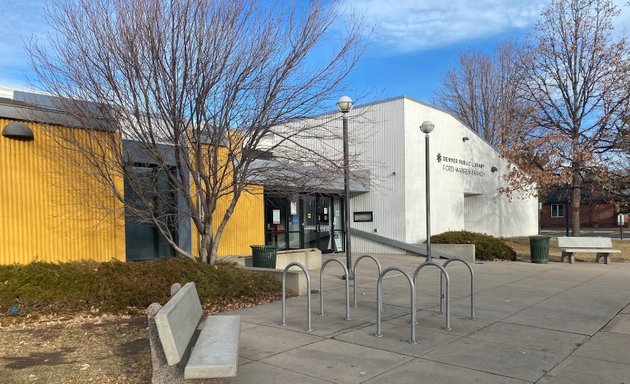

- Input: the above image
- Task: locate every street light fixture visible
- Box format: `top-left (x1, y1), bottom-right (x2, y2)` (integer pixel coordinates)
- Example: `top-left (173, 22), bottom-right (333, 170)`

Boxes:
top-left (337, 96), bottom-right (353, 279)
top-left (420, 121), bottom-right (434, 262)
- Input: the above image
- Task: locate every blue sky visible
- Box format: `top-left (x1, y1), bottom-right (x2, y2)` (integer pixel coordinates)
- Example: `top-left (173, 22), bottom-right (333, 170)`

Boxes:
top-left (1, 0), bottom-right (628, 105)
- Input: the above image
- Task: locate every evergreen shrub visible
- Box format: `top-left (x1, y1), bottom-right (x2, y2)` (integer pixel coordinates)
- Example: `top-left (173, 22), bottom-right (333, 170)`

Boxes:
top-left (431, 231), bottom-right (517, 261)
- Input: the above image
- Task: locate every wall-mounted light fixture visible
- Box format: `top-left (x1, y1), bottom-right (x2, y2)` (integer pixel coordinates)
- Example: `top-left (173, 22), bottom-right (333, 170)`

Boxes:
top-left (462, 136), bottom-right (470, 142)
top-left (491, 166), bottom-right (498, 173)
top-left (2, 122), bottom-right (34, 141)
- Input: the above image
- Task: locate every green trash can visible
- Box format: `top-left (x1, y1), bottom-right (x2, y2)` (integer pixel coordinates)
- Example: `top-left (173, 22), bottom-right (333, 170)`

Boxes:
top-left (251, 245), bottom-right (277, 268)
top-left (529, 236), bottom-right (550, 264)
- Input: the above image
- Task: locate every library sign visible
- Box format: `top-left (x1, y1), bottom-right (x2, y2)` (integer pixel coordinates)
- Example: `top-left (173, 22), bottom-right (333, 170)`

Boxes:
top-left (436, 153), bottom-right (486, 177)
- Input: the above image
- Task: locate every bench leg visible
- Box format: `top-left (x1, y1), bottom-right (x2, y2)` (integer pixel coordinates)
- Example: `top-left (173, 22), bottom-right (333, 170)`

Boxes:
top-left (596, 253), bottom-right (610, 264)
top-left (561, 251), bottom-right (574, 264)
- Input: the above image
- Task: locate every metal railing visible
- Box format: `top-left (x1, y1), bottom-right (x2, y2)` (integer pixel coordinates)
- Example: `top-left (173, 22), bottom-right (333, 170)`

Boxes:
top-left (352, 254), bottom-right (382, 308)
top-left (319, 259), bottom-right (351, 320)
top-left (375, 267), bottom-right (417, 344)
top-left (413, 260), bottom-right (451, 330)
top-left (281, 262), bottom-right (312, 331)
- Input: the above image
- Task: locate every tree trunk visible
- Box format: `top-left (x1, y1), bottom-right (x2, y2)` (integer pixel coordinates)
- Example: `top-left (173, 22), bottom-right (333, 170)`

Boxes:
top-left (209, 238), bottom-right (220, 266)
top-left (199, 230), bottom-right (210, 264)
top-left (571, 170), bottom-right (581, 236)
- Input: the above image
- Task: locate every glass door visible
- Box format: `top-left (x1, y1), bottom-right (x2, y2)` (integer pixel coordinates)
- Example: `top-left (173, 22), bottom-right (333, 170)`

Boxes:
top-left (332, 196), bottom-right (344, 252)
top-left (303, 196), bottom-right (318, 249)
top-left (317, 196), bottom-right (333, 253)
top-left (287, 197), bottom-right (301, 249)
top-left (301, 195), bottom-right (335, 253)
top-left (264, 197), bottom-right (287, 249)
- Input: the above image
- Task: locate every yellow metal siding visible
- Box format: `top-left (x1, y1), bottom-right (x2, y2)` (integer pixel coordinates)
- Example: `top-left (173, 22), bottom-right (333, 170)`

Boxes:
top-left (215, 186), bottom-right (265, 256)
top-left (0, 119), bottom-right (125, 264)
top-left (191, 185), bottom-right (265, 258)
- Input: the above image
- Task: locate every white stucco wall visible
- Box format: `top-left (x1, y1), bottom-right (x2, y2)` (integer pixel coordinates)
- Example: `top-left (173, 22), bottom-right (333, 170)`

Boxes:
top-left (400, 98), bottom-right (538, 244)
top-left (349, 97), bottom-right (538, 253)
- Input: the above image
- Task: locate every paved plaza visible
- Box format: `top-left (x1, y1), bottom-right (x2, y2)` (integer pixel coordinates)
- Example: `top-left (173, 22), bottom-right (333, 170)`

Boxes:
top-left (224, 254), bottom-right (630, 383)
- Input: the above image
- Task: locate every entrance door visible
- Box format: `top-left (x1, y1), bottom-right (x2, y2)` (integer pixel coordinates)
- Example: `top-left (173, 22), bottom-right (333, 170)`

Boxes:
top-left (302, 195), bottom-right (334, 253)
top-left (303, 196), bottom-right (318, 249)
top-left (318, 196), bottom-right (332, 252)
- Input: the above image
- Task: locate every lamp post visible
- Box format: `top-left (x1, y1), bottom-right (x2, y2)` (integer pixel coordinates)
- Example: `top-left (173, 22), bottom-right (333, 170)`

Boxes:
top-left (420, 121), bottom-right (435, 262)
top-left (337, 96), bottom-right (353, 279)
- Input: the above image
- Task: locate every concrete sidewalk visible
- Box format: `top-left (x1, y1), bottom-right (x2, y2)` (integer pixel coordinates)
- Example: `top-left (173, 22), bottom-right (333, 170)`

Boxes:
top-left (224, 254), bottom-right (630, 383)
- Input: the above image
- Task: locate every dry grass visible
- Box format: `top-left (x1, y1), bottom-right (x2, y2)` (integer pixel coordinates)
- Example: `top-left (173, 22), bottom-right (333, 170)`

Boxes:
top-left (504, 236), bottom-right (630, 263)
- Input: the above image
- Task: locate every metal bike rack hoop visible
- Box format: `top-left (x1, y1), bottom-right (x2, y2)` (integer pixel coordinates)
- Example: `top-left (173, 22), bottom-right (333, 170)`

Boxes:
top-left (281, 262), bottom-right (312, 331)
top-left (352, 254), bottom-right (382, 308)
top-left (443, 258), bottom-right (475, 320)
top-left (375, 266), bottom-right (417, 344)
top-left (413, 261), bottom-right (451, 331)
top-left (319, 258), bottom-right (351, 320)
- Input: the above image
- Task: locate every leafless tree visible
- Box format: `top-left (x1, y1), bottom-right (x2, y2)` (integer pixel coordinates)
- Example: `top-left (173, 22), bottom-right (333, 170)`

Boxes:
top-left (507, 0), bottom-right (630, 236)
top-left (29, 0), bottom-right (365, 264)
top-left (434, 40), bottom-right (534, 147)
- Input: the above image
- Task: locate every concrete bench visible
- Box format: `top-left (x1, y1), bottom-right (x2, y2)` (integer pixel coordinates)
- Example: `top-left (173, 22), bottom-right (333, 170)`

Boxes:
top-left (147, 282), bottom-right (240, 383)
top-left (557, 237), bottom-right (620, 264)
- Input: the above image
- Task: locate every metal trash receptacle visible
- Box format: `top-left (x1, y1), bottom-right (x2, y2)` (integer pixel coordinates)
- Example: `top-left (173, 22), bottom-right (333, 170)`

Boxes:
top-left (251, 245), bottom-right (277, 268)
top-left (529, 236), bottom-right (550, 264)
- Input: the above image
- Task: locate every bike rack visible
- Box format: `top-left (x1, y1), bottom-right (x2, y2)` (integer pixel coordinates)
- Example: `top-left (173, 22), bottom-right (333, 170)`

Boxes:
top-left (319, 259), bottom-right (351, 320)
top-left (375, 267), bottom-right (417, 344)
top-left (413, 261), bottom-right (451, 330)
top-left (352, 254), bottom-right (382, 308)
top-left (442, 258), bottom-right (475, 320)
top-left (281, 262), bottom-right (312, 331)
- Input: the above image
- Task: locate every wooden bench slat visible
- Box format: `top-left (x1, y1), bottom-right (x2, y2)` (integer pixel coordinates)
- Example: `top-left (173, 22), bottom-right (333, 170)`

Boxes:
top-left (184, 315), bottom-right (241, 379)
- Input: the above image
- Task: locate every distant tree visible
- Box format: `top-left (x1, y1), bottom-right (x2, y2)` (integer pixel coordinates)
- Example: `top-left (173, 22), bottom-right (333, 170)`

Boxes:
top-left (434, 40), bottom-right (535, 147)
top-left (503, 0), bottom-right (629, 235)
top-left (29, 0), bottom-right (365, 264)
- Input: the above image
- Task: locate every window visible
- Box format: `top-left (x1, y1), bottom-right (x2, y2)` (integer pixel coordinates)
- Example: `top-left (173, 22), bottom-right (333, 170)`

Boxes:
top-left (124, 165), bottom-right (178, 261)
top-left (551, 204), bottom-right (564, 218)
top-left (354, 211), bottom-right (373, 222)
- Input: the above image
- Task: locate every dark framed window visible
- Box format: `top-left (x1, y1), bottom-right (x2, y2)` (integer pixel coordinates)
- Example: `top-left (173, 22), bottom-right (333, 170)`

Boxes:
top-left (551, 204), bottom-right (564, 218)
top-left (124, 165), bottom-right (178, 261)
top-left (354, 211), bottom-right (373, 222)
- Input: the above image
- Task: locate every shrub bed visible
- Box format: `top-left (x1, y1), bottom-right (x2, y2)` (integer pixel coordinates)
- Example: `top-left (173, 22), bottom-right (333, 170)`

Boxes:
top-left (431, 231), bottom-right (517, 261)
top-left (0, 258), bottom-right (282, 318)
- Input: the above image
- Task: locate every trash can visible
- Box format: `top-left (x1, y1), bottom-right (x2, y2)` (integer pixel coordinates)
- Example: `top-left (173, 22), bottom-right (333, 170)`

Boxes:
top-left (251, 245), bottom-right (277, 268)
top-left (529, 236), bottom-right (550, 264)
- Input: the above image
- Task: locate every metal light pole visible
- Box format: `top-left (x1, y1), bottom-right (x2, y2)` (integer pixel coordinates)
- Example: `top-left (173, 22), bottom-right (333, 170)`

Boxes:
top-left (420, 121), bottom-right (435, 261)
top-left (337, 96), bottom-right (354, 280)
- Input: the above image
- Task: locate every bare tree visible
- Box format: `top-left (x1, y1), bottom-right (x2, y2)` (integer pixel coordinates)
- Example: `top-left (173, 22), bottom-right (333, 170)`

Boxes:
top-left (506, 0), bottom-right (629, 235)
top-left (29, 0), bottom-right (365, 264)
top-left (434, 40), bottom-right (534, 147)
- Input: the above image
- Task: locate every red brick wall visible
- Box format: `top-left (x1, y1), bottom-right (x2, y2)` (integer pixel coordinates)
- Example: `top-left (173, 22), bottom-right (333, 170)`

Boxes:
top-left (540, 202), bottom-right (627, 228)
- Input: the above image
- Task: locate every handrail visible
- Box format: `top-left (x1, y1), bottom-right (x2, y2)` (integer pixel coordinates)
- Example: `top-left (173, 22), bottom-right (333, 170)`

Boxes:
top-left (281, 262), bottom-right (312, 331)
top-left (352, 254), bottom-right (382, 308)
top-left (413, 261), bottom-right (451, 330)
top-left (319, 259), bottom-right (351, 320)
top-left (375, 267), bottom-right (417, 344)
top-left (443, 258), bottom-right (475, 320)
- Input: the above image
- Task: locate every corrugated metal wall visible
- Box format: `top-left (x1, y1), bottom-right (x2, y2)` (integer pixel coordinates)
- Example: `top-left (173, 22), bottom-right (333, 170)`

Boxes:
top-left (350, 98), bottom-right (408, 253)
top-left (0, 119), bottom-right (126, 264)
top-left (191, 185), bottom-right (265, 257)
